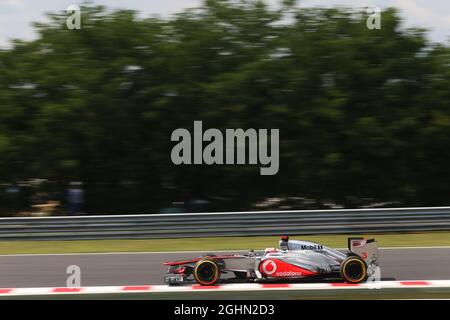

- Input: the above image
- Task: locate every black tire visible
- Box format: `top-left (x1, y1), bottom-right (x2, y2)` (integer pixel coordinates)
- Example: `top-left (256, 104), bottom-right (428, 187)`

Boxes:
top-left (193, 259), bottom-right (221, 285)
top-left (340, 256), bottom-right (367, 283)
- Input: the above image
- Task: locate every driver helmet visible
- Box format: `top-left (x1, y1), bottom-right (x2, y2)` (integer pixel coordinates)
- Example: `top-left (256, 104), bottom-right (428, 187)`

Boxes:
top-left (279, 235), bottom-right (289, 250)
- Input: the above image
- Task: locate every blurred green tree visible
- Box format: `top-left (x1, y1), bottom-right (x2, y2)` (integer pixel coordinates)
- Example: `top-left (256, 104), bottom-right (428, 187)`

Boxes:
top-left (0, 1), bottom-right (448, 213)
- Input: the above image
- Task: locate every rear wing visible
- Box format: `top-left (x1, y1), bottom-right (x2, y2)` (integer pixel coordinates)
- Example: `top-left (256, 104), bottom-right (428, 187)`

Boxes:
top-left (348, 237), bottom-right (379, 267)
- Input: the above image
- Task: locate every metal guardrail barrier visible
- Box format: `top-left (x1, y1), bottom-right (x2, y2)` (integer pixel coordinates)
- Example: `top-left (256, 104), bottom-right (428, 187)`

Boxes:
top-left (0, 206), bottom-right (450, 240)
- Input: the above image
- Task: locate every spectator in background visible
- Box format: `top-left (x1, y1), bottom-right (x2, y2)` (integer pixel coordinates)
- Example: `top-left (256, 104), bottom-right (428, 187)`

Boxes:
top-left (184, 190), bottom-right (210, 213)
top-left (67, 182), bottom-right (84, 215)
top-left (5, 184), bottom-right (20, 215)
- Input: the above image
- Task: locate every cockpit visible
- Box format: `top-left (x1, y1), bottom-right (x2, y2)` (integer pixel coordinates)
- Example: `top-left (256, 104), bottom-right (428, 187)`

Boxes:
top-left (279, 235), bottom-right (289, 250)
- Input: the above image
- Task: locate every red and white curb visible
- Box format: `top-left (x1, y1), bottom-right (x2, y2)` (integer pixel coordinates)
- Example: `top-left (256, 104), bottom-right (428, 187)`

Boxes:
top-left (0, 280), bottom-right (450, 296)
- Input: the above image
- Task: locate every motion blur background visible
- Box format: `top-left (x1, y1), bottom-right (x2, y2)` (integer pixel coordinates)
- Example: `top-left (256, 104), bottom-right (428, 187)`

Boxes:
top-left (0, 0), bottom-right (449, 216)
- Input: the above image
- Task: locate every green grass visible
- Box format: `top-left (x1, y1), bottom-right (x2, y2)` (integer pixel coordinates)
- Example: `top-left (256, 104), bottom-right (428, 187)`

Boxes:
top-left (1, 231), bottom-right (450, 255)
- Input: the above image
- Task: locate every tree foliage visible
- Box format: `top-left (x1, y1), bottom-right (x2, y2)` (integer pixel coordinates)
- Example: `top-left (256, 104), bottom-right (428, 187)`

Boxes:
top-left (0, 1), bottom-right (449, 213)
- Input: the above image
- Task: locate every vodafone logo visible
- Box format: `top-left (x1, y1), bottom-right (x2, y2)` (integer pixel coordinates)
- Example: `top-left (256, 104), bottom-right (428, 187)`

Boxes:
top-left (275, 271), bottom-right (303, 277)
top-left (261, 260), bottom-right (277, 275)
top-left (259, 258), bottom-right (316, 278)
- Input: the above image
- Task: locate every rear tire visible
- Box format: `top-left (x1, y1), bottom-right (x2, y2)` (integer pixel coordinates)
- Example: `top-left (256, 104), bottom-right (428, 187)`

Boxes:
top-left (193, 259), bottom-right (221, 285)
top-left (340, 256), bottom-right (367, 283)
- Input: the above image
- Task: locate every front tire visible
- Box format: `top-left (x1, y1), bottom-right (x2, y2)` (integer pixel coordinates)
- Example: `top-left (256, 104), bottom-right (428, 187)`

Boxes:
top-left (193, 259), bottom-right (221, 285)
top-left (340, 256), bottom-right (367, 283)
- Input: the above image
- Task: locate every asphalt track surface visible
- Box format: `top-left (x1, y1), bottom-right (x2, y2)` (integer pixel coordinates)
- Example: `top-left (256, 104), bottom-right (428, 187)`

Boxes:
top-left (0, 247), bottom-right (449, 288)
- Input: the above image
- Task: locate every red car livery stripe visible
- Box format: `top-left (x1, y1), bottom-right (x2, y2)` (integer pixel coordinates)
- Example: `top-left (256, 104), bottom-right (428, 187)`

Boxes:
top-left (164, 258), bottom-right (202, 266)
top-left (259, 259), bottom-right (317, 277)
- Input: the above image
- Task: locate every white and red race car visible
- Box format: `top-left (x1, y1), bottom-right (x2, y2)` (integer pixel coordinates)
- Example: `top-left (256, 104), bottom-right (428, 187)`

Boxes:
top-left (163, 236), bottom-right (379, 285)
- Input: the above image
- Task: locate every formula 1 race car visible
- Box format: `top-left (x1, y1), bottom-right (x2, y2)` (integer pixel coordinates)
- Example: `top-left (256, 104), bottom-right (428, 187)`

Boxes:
top-left (163, 236), bottom-right (379, 285)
